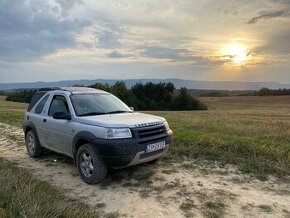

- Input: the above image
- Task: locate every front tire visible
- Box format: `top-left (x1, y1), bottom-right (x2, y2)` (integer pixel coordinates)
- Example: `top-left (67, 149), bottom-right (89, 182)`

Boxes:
top-left (76, 143), bottom-right (107, 184)
top-left (25, 130), bottom-right (43, 158)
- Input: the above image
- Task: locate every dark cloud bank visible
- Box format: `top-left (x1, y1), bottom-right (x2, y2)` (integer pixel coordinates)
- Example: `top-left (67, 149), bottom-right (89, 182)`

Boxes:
top-left (0, 0), bottom-right (88, 62)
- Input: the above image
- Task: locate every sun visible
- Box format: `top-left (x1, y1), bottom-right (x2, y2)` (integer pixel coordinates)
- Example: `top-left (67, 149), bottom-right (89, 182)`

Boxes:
top-left (223, 44), bottom-right (250, 65)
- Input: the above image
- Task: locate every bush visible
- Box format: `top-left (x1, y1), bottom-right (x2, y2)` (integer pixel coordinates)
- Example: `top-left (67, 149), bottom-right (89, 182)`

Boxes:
top-left (130, 82), bottom-right (175, 110)
top-left (172, 87), bottom-right (207, 110)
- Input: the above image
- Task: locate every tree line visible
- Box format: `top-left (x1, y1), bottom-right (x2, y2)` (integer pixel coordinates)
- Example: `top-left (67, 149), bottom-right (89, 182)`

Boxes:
top-left (6, 89), bottom-right (36, 103)
top-left (254, 87), bottom-right (290, 96)
top-left (88, 81), bottom-right (207, 110)
top-left (4, 82), bottom-right (208, 111)
top-left (195, 88), bottom-right (290, 97)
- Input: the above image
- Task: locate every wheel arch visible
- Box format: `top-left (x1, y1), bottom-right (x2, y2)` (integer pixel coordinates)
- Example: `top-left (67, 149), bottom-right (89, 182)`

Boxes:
top-left (72, 131), bottom-right (98, 165)
top-left (24, 121), bottom-right (38, 137)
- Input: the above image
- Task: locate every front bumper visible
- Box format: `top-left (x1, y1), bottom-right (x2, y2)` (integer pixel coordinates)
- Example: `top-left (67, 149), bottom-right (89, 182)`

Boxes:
top-left (124, 144), bottom-right (170, 168)
top-left (95, 129), bottom-right (173, 168)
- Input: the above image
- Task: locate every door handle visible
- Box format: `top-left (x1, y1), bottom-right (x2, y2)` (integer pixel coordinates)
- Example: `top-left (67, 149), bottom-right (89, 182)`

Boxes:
top-left (43, 118), bottom-right (47, 123)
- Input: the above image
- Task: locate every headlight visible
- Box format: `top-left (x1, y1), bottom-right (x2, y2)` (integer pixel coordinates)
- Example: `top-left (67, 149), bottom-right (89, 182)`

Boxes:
top-left (105, 128), bottom-right (132, 139)
top-left (164, 121), bottom-right (170, 131)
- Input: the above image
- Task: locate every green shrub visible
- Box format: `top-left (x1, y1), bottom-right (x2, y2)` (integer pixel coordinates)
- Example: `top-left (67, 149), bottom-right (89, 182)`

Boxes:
top-left (172, 87), bottom-right (207, 110)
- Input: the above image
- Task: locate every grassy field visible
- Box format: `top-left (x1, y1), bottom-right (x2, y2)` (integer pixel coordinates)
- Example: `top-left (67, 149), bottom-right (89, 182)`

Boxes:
top-left (0, 95), bottom-right (289, 180)
top-left (0, 96), bottom-right (103, 217)
top-left (0, 96), bottom-right (27, 127)
top-left (151, 96), bottom-right (290, 179)
top-left (0, 158), bottom-right (101, 217)
top-left (0, 95), bottom-right (289, 217)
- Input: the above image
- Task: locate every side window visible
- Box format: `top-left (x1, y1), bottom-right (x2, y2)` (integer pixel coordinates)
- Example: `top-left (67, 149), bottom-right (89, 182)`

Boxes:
top-left (48, 95), bottom-right (70, 116)
top-left (28, 92), bottom-right (45, 111)
top-left (35, 95), bottom-right (49, 114)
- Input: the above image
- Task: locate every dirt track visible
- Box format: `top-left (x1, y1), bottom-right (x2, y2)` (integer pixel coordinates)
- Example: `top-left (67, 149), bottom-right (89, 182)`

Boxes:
top-left (0, 123), bottom-right (289, 218)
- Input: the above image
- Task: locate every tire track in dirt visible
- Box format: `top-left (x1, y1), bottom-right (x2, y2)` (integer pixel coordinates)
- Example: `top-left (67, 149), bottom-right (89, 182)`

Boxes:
top-left (0, 123), bottom-right (289, 218)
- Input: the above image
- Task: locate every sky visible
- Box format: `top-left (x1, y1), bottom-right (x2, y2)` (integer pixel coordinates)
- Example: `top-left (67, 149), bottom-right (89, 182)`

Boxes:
top-left (0, 0), bottom-right (290, 83)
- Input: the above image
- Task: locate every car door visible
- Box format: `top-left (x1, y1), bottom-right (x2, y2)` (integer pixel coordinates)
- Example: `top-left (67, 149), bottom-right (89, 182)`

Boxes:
top-left (29, 94), bottom-right (50, 147)
top-left (42, 94), bottom-right (74, 156)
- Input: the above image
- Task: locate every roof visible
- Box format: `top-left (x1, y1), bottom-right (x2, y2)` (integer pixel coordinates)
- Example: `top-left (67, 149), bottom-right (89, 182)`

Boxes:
top-left (37, 87), bottom-right (107, 94)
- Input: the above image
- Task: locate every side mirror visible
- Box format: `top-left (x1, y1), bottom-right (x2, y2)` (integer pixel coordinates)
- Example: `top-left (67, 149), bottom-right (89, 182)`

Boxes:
top-left (53, 112), bottom-right (71, 120)
top-left (130, 107), bottom-right (134, 111)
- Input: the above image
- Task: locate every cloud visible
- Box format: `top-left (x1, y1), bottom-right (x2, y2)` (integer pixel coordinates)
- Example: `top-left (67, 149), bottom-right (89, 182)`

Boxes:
top-left (247, 10), bottom-right (288, 24)
top-left (96, 28), bottom-right (122, 48)
top-left (141, 46), bottom-right (193, 61)
top-left (139, 46), bottom-right (228, 66)
top-left (256, 30), bottom-right (290, 55)
top-left (88, 18), bottom-right (129, 49)
top-left (107, 51), bottom-right (132, 58)
top-left (266, 0), bottom-right (290, 6)
top-left (0, 0), bottom-right (89, 62)
top-left (56, 0), bottom-right (83, 16)
top-left (1, 0), bottom-right (290, 83)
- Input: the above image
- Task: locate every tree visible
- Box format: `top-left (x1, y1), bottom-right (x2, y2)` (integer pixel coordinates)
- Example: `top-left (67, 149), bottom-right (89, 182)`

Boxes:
top-left (172, 87), bottom-right (207, 110)
top-left (257, 88), bottom-right (271, 96)
top-left (89, 83), bottom-right (110, 92)
top-left (131, 82), bottom-right (175, 110)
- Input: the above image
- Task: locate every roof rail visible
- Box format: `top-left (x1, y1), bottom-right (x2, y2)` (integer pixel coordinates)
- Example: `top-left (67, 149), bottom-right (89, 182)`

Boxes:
top-left (36, 87), bottom-right (104, 94)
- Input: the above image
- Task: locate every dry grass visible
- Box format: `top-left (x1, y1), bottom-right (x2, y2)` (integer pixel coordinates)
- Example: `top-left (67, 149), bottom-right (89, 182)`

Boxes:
top-left (0, 95), bottom-right (289, 217)
top-left (150, 96), bottom-right (290, 178)
top-left (0, 96), bottom-right (28, 127)
top-left (0, 158), bottom-right (101, 217)
top-left (200, 95), bottom-right (290, 106)
top-left (0, 95), bottom-right (289, 178)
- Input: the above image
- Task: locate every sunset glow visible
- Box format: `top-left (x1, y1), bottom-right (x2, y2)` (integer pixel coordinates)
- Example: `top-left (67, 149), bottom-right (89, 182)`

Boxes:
top-left (223, 44), bottom-right (251, 65)
top-left (0, 0), bottom-right (290, 83)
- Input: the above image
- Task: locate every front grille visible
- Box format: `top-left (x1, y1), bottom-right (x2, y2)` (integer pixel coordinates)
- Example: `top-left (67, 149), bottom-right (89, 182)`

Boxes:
top-left (135, 124), bottom-right (167, 145)
top-left (140, 148), bottom-right (165, 159)
top-left (137, 125), bottom-right (166, 138)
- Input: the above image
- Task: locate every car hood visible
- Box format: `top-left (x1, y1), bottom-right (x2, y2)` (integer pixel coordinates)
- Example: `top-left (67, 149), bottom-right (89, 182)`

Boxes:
top-left (76, 112), bottom-right (165, 128)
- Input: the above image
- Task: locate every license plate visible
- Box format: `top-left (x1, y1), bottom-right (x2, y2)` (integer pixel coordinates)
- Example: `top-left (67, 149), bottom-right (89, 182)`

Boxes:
top-left (145, 141), bottom-right (166, 153)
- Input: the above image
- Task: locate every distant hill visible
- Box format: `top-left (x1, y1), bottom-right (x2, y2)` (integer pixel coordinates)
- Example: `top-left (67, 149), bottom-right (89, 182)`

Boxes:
top-left (0, 78), bottom-right (290, 90)
top-left (185, 89), bottom-right (255, 97)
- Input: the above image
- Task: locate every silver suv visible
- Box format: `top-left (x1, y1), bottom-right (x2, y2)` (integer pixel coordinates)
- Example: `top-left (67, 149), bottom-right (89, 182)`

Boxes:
top-left (23, 87), bottom-right (173, 184)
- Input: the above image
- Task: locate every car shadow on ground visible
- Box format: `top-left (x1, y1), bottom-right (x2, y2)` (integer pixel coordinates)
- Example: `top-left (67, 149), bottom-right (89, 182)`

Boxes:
top-left (39, 149), bottom-right (157, 188)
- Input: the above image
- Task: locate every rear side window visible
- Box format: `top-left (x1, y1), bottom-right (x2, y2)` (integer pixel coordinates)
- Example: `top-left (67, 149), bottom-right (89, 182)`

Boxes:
top-left (27, 92), bottom-right (45, 111)
top-left (35, 95), bottom-right (49, 114)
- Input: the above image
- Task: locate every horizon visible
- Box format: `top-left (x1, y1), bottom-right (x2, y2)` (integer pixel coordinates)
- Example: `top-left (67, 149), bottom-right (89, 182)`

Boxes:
top-left (1, 0), bottom-right (290, 83)
top-left (1, 78), bottom-right (290, 91)
top-left (1, 77), bottom-right (290, 85)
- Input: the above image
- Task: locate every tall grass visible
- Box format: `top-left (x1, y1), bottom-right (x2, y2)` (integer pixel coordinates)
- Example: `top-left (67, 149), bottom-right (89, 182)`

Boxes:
top-left (150, 98), bottom-right (290, 178)
top-left (0, 158), bottom-right (100, 217)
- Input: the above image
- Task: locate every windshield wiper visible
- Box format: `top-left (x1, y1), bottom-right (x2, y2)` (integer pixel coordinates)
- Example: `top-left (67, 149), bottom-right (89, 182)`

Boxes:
top-left (106, 110), bottom-right (133, 114)
top-left (78, 112), bottom-right (106, 117)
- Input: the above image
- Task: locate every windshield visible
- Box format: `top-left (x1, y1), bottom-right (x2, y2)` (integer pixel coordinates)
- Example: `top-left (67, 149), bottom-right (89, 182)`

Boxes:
top-left (70, 93), bottom-right (132, 116)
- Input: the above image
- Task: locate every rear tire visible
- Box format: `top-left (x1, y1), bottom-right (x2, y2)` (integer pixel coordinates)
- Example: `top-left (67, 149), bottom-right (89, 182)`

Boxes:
top-left (25, 130), bottom-right (43, 158)
top-left (76, 143), bottom-right (107, 184)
